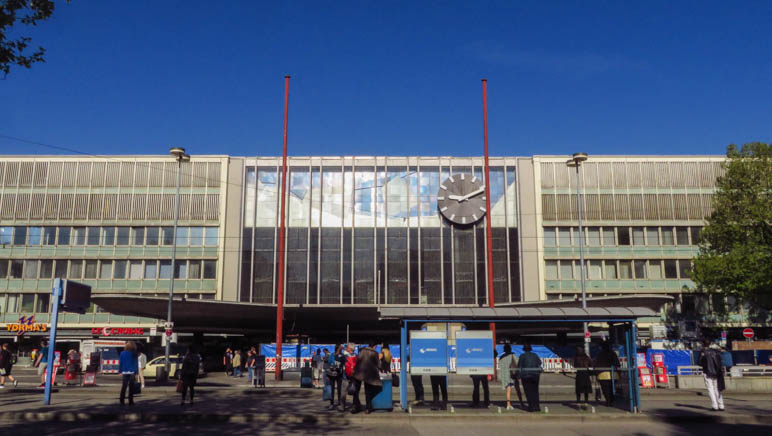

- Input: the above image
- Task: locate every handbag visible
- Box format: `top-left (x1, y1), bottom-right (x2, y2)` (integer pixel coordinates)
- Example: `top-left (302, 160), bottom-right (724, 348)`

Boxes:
top-left (176, 379), bottom-right (183, 393)
top-left (391, 373), bottom-right (400, 388)
top-left (346, 381), bottom-right (357, 396)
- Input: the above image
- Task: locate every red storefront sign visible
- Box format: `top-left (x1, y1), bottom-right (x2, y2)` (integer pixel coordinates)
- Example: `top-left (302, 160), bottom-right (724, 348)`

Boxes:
top-left (91, 327), bottom-right (145, 336)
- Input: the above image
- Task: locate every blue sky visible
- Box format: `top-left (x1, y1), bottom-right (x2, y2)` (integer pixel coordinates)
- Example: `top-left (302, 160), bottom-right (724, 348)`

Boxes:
top-left (1, 1), bottom-right (770, 157)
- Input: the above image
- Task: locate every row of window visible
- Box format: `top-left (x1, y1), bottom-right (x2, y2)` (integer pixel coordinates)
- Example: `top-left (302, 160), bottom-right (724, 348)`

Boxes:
top-left (545, 259), bottom-right (692, 280)
top-left (0, 226), bottom-right (218, 247)
top-left (0, 292), bottom-right (215, 314)
top-left (543, 226), bottom-right (702, 247)
top-left (0, 259), bottom-right (217, 280)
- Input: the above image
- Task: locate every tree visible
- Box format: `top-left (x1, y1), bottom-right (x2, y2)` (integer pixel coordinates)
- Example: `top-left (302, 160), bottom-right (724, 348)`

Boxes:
top-left (0, 0), bottom-right (57, 77)
top-left (692, 142), bottom-right (772, 315)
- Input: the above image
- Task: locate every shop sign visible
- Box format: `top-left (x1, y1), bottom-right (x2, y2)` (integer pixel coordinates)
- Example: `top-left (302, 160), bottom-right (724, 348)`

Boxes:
top-left (91, 327), bottom-right (145, 336)
top-left (6, 316), bottom-right (48, 336)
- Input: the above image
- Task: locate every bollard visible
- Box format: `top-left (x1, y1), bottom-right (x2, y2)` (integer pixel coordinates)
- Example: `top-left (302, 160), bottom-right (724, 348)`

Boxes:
top-left (450, 405), bottom-right (455, 414)
top-left (544, 406), bottom-right (549, 413)
top-left (497, 406), bottom-right (502, 414)
top-left (591, 406), bottom-right (596, 414)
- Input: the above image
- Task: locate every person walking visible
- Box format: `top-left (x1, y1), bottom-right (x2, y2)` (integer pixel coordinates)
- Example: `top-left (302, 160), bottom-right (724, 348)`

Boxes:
top-left (34, 339), bottom-right (50, 388)
top-left (118, 341), bottom-right (138, 406)
top-left (699, 339), bottom-right (726, 411)
top-left (325, 345), bottom-right (345, 410)
top-left (312, 349), bottom-right (323, 388)
top-left (223, 348), bottom-right (233, 376)
top-left (353, 342), bottom-right (382, 414)
top-left (497, 343), bottom-right (522, 410)
top-left (573, 346), bottom-right (593, 404)
top-left (0, 343), bottom-right (18, 388)
top-left (232, 350), bottom-right (242, 377)
top-left (180, 347), bottom-right (201, 406)
top-left (593, 342), bottom-right (620, 407)
top-left (137, 349), bottom-right (147, 389)
top-left (518, 343), bottom-right (542, 412)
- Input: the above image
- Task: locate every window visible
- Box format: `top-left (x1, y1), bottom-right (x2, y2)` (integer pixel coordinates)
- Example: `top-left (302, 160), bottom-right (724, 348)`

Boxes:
top-left (87, 227), bottom-right (100, 245)
top-left (559, 261), bottom-right (573, 279)
top-left (646, 227), bottom-right (659, 246)
top-left (605, 261), bottom-right (618, 279)
top-left (618, 227), bottom-right (631, 245)
top-left (144, 261), bottom-right (157, 279)
top-left (188, 260), bottom-right (201, 279)
top-left (21, 294), bottom-right (35, 313)
top-left (544, 228), bottom-right (556, 247)
top-left (0, 226), bottom-right (12, 245)
top-left (678, 260), bottom-right (691, 279)
top-left (116, 227), bottom-right (130, 245)
top-left (129, 261), bottom-right (143, 279)
top-left (558, 227), bottom-right (571, 246)
top-left (602, 228), bottom-right (615, 246)
top-left (175, 227), bottom-right (188, 247)
top-left (43, 227), bottom-right (57, 245)
top-left (54, 260), bottom-right (68, 278)
top-left (69, 260), bottom-right (83, 279)
top-left (13, 226), bottom-right (26, 245)
top-left (174, 260), bottom-right (187, 279)
top-left (545, 260), bottom-right (558, 279)
top-left (114, 260), bottom-right (127, 279)
top-left (690, 227), bottom-right (702, 245)
top-left (102, 227), bottom-right (116, 245)
top-left (189, 227), bottom-right (203, 246)
top-left (159, 260), bottom-right (172, 279)
top-left (39, 260), bottom-right (53, 278)
top-left (587, 227), bottom-right (601, 246)
top-left (84, 260), bottom-right (98, 278)
top-left (57, 227), bottom-right (71, 245)
top-left (619, 260), bottom-right (632, 279)
top-left (572, 227), bottom-right (581, 246)
top-left (588, 260), bottom-right (602, 279)
top-left (36, 294), bottom-right (49, 313)
top-left (146, 227), bottom-right (160, 245)
top-left (23, 260), bottom-right (38, 278)
top-left (7, 294), bottom-right (18, 312)
top-left (676, 227), bottom-right (690, 245)
top-left (634, 260), bottom-right (647, 279)
top-left (28, 227), bottom-right (42, 245)
top-left (661, 227), bottom-right (674, 245)
top-left (204, 227), bottom-right (218, 246)
top-left (0, 260), bottom-right (8, 278)
top-left (99, 261), bottom-right (113, 279)
top-left (72, 227), bottom-right (86, 245)
top-left (648, 260), bottom-right (662, 279)
top-left (203, 260), bottom-right (216, 279)
top-left (664, 260), bottom-right (678, 278)
top-left (161, 227), bottom-right (174, 246)
top-left (132, 227), bottom-right (145, 245)
top-left (632, 227), bottom-right (645, 245)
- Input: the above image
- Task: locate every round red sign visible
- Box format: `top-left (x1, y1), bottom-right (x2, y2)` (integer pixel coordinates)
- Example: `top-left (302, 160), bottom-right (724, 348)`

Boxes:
top-left (743, 328), bottom-right (754, 339)
top-left (165, 329), bottom-right (173, 337)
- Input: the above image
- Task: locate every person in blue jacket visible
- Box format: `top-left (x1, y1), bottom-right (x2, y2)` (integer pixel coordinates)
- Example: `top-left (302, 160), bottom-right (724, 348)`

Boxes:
top-left (118, 341), bottom-right (138, 406)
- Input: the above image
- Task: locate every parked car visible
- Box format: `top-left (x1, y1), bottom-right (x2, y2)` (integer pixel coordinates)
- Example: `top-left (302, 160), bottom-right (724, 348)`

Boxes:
top-left (142, 355), bottom-right (206, 379)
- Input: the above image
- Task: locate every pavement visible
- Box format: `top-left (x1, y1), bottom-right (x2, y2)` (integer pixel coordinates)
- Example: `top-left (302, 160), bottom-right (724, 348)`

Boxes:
top-left (0, 366), bottom-right (770, 430)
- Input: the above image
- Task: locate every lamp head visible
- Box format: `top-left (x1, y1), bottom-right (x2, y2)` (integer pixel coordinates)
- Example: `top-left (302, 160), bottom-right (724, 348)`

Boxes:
top-left (169, 147), bottom-right (190, 161)
top-left (566, 152), bottom-right (589, 167)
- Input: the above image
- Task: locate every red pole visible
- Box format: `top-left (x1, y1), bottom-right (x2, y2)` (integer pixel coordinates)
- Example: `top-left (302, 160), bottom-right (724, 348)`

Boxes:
top-left (275, 75), bottom-right (290, 380)
top-left (482, 79), bottom-right (497, 372)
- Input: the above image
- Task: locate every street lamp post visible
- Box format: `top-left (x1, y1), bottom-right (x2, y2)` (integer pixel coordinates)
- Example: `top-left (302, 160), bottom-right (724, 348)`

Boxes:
top-left (567, 152), bottom-right (590, 354)
top-left (166, 147), bottom-right (190, 376)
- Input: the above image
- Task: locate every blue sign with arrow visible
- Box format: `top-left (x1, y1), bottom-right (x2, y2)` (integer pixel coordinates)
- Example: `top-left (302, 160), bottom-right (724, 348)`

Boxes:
top-left (409, 331), bottom-right (448, 374)
top-left (456, 330), bottom-right (494, 375)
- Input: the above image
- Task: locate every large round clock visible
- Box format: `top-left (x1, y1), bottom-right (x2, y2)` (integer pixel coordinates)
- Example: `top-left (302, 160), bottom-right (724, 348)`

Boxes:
top-left (437, 173), bottom-right (486, 225)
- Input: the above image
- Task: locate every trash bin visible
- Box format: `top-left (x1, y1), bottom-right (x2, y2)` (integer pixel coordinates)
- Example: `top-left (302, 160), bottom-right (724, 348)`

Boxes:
top-left (156, 365), bottom-right (168, 384)
top-left (371, 374), bottom-right (393, 411)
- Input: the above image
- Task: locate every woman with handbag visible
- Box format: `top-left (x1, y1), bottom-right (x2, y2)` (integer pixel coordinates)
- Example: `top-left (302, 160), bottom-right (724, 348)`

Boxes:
top-left (325, 345), bottom-right (345, 410)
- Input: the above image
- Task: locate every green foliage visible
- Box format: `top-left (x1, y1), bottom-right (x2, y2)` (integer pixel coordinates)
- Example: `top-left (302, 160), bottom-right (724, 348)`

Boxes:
top-left (0, 0), bottom-right (57, 77)
top-left (692, 142), bottom-right (772, 312)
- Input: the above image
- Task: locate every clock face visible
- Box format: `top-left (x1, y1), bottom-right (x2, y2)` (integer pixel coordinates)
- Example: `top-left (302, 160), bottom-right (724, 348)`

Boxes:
top-left (437, 173), bottom-right (486, 225)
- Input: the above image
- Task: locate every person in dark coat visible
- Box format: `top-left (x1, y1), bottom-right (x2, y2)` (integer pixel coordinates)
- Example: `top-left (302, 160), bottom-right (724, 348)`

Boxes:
top-left (0, 343), bottom-right (18, 388)
top-left (353, 342), bottom-right (382, 414)
top-left (410, 374), bottom-right (425, 405)
top-left (326, 344), bottom-right (346, 410)
top-left (573, 346), bottom-right (593, 403)
top-left (180, 347), bottom-right (201, 406)
top-left (518, 343), bottom-right (542, 412)
top-left (429, 375), bottom-right (448, 410)
top-left (593, 342), bottom-right (620, 407)
top-left (699, 339), bottom-right (725, 411)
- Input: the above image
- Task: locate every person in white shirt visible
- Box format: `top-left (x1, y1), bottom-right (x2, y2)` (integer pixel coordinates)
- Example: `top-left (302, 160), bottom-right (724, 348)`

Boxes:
top-left (137, 351), bottom-right (147, 388)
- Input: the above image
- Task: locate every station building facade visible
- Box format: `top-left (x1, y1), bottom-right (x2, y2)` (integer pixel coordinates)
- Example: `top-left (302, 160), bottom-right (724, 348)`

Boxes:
top-left (0, 154), bottom-right (740, 346)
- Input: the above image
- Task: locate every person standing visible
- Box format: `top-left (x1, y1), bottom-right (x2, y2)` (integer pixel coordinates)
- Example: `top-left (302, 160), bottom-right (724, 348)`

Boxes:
top-left (232, 350), bottom-right (242, 377)
top-left (246, 349), bottom-right (256, 386)
top-left (0, 343), bottom-right (18, 388)
top-left (340, 343), bottom-right (358, 411)
top-left (518, 343), bottom-right (542, 412)
top-left (699, 339), bottom-right (726, 411)
top-left (137, 349), bottom-right (147, 389)
top-left (497, 343), bottom-right (521, 410)
top-left (410, 375), bottom-right (425, 405)
top-left (312, 349), bottom-right (323, 388)
top-left (325, 345), bottom-right (345, 410)
top-left (573, 346), bottom-right (593, 404)
top-left (379, 343), bottom-right (392, 373)
top-left (593, 342), bottom-right (620, 407)
top-left (353, 342), bottom-right (382, 414)
top-left (223, 348), bottom-right (233, 376)
top-left (35, 340), bottom-right (53, 388)
top-left (180, 347), bottom-right (201, 406)
top-left (118, 341), bottom-right (138, 406)
top-left (429, 375), bottom-right (448, 410)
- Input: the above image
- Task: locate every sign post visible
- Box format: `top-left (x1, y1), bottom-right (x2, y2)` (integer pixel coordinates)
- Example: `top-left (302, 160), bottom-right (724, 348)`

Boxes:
top-left (455, 330), bottom-right (494, 375)
top-left (409, 331), bottom-right (448, 374)
top-left (743, 328), bottom-right (754, 340)
top-left (43, 279), bottom-right (62, 405)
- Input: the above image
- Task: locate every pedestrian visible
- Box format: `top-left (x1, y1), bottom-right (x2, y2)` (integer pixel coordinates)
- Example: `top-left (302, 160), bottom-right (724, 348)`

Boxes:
top-left (325, 345), bottom-right (345, 410)
top-left (573, 346), bottom-right (593, 404)
top-left (497, 343), bottom-right (522, 410)
top-left (34, 339), bottom-right (50, 388)
top-left (254, 351), bottom-right (266, 387)
top-left (699, 339), bottom-right (725, 411)
top-left (232, 350), bottom-right (242, 377)
top-left (518, 342), bottom-right (542, 412)
top-left (312, 349), bottom-right (323, 388)
top-left (340, 343), bottom-right (358, 411)
top-left (593, 342), bottom-right (620, 407)
top-left (410, 375), bottom-right (425, 405)
top-left (0, 343), bottom-right (18, 388)
top-left (180, 346), bottom-right (201, 406)
top-left (246, 349), bottom-right (256, 386)
top-left (137, 348), bottom-right (147, 389)
top-left (64, 349), bottom-right (80, 385)
top-left (118, 341), bottom-right (138, 406)
top-left (353, 342), bottom-right (382, 414)
top-left (223, 348), bottom-right (233, 376)
top-left (379, 343), bottom-right (392, 373)
top-left (429, 375), bottom-right (448, 410)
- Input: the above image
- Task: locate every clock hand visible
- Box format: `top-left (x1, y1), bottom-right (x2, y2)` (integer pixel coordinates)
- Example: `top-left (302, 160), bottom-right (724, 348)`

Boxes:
top-left (458, 186), bottom-right (485, 201)
top-left (447, 194), bottom-right (465, 201)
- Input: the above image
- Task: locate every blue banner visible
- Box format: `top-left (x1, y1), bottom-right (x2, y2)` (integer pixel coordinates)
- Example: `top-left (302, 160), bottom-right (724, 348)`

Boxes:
top-left (456, 331), bottom-right (494, 375)
top-left (410, 331), bottom-right (448, 374)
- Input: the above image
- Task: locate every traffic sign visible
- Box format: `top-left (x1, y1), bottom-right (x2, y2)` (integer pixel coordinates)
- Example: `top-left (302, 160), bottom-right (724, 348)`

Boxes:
top-left (165, 329), bottom-right (173, 337)
top-left (584, 330), bottom-right (591, 339)
top-left (743, 328), bottom-right (754, 339)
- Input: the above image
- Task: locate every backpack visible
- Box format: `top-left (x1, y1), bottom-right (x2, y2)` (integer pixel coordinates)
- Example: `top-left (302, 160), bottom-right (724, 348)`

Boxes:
top-left (326, 355), bottom-right (341, 378)
top-left (344, 355), bottom-right (357, 378)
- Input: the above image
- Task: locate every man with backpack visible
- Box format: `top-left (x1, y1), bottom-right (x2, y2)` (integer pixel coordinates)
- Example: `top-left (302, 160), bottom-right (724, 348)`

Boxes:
top-left (340, 343), bottom-right (358, 412)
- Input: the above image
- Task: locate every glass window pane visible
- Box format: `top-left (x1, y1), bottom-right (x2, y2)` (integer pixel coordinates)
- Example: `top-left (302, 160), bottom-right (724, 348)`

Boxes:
top-left (559, 261), bottom-right (573, 279)
top-left (129, 261), bottom-right (143, 279)
top-left (161, 227), bottom-right (174, 245)
top-left (0, 226), bottom-right (12, 245)
top-left (558, 227), bottom-right (571, 246)
top-left (648, 260), bottom-right (662, 279)
top-left (39, 260), bottom-right (53, 278)
top-left (73, 227), bottom-right (86, 245)
top-left (114, 260), bottom-right (127, 279)
top-left (87, 227), bottom-right (100, 245)
top-left (144, 261), bottom-right (157, 279)
top-left (28, 227), bottom-right (42, 245)
top-left (36, 294), bottom-right (49, 313)
top-left (116, 227), bottom-right (130, 245)
top-left (602, 228), bottom-right (615, 246)
top-left (175, 227), bottom-right (188, 247)
top-left (204, 227), bottom-right (218, 246)
top-left (678, 260), bottom-right (691, 279)
top-left (588, 260), bottom-right (602, 279)
top-left (21, 294), bottom-right (35, 313)
top-left (619, 260), bottom-right (632, 279)
top-left (543, 228), bottom-right (556, 247)
top-left (43, 227), bottom-right (57, 245)
top-left (676, 227), bottom-right (690, 245)
top-left (102, 227), bottom-right (115, 245)
top-left (545, 260), bottom-right (558, 279)
top-left (664, 260), bottom-right (678, 278)
top-left (632, 227), bottom-right (645, 245)
top-left (159, 260), bottom-right (172, 278)
top-left (618, 227), bottom-right (631, 245)
top-left (174, 260), bottom-right (187, 279)
top-left (634, 260), bottom-right (647, 279)
top-left (84, 260), bottom-right (98, 278)
top-left (69, 260), bottom-right (83, 279)
top-left (7, 294), bottom-right (18, 312)
top-left (13, 226), bottom-right (27, 245)
top-left (57, 227), bottom-right (71, 245)
top-left (0, 260), bottom-right (8, 278)
top-left (188, 261), bottom-right (201, 279)
top-left (23, 260), bottom-right (38, 278)
top-left (690, 227), bottom-right (702, 245)
top-left (661, 227), bottom-right (675, 245)
top-left (605, 261), bottom-right (617, 279)
top-left (99, 260), bottom-right (113, 279)
top-left (189, 227), bottom-right (203, 246)
top-left (646, 227), bottom-right (659, 245)
top-left (54, 260), bottom-right (68, 278)
top-left (132, 227), bottom-right (145, 245)
top-left (146, 227), bottom-right (160, 245)
top-left (203, 260), bottom-right (216, 279)
top-left (587, 227), bottom-right (601, 246)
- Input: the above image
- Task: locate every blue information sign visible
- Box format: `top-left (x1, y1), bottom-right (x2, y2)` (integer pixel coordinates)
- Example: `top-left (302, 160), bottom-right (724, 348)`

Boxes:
top-left (410, 331), bottom-right (448, 374)
top-left (456, 331), bottom-right (494, 375)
